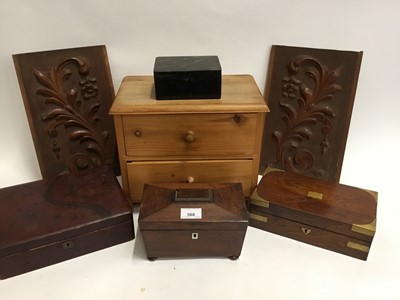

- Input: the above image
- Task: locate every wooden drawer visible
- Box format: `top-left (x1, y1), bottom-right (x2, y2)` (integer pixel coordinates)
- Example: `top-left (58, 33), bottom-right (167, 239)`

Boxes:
top-left (122, 113), bottom-right (258, 158)
top-left (126, 159), bottom-right (253, 201)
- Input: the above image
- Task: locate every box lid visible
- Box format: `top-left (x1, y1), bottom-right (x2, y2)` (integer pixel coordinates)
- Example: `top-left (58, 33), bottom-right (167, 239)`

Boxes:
top-left (139, 183), bottom-right (248, 230)
top-left (0, 167), bottom-right (132, 258)
top-left (154, 56), bottom-right (221, 74)
top-left (250, 168), bottom-right (377, 242)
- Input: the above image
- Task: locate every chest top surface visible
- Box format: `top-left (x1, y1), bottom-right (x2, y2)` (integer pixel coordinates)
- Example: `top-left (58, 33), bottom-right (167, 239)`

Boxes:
top-left (109, 75), bottom-right (269, 115)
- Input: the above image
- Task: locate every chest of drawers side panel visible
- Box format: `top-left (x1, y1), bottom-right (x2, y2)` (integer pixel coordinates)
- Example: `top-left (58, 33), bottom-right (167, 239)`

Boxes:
top-left (113, 115), bottom-right (130, 197)
top-left (250, 112), bottom-right (267, 192)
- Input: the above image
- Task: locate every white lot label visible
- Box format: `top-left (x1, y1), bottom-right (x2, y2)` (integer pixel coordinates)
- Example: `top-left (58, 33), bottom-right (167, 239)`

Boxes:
top-left (180, 208), bottom-right (202, 219)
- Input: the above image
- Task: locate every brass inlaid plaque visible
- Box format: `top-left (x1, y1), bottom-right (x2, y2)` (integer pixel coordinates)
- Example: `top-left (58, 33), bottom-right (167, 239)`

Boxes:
top-left (307, 191), bottom-right (323, 200)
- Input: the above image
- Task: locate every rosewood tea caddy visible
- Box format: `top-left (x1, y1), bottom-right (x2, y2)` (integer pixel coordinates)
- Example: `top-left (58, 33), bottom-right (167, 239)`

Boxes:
top-left (139, 182), bottom-right (248, 260)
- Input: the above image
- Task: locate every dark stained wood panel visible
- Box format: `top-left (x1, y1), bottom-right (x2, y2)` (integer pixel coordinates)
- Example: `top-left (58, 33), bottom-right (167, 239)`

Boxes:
top-left (13, 45), bottom-right (119, 179)
top-left (259, 45), bottom-right (363, 182)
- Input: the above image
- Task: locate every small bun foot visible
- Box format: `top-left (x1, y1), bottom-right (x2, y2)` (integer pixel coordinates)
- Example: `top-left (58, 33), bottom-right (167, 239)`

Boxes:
top-left (228, 256), bottom-right (239, 260)
top-left (147, 257), bottom-right (158, 261)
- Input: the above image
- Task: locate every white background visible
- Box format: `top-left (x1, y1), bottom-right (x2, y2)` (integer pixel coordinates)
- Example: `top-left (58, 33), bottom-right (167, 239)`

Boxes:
top-left (1, 1), bottom-right (399, 299)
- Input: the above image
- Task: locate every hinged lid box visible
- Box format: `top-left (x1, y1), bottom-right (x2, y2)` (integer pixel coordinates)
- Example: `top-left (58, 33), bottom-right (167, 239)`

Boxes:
top-left (249, 168), bottom-right (377, 260)
top-left (153, 56), bottom-right (221, 100)
top-left (0, 167), bottom-right (134, 279)
top-left (139, 182), bottom-right (248, 260)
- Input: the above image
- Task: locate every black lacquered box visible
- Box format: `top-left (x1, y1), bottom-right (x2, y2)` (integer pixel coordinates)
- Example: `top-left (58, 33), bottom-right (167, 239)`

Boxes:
top-left (153, 56), bottom-right (221, 100)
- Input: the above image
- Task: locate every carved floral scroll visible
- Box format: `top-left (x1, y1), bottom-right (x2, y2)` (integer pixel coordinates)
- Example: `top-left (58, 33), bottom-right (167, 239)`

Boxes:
top-left (13, 46), bottom-right (119, 179)
top-left (259, 45), bottom-right (363, 182)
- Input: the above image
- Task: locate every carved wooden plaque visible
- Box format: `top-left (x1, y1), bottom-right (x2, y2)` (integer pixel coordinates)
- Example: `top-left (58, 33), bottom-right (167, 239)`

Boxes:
top-left (259, 45), bottom-right (363, 182)
top-left (13, 45), bottom-right (119, 179)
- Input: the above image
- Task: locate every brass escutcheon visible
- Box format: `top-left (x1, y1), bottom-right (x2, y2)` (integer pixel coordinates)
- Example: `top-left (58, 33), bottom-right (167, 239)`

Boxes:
top-left (62, 241), bottom-right (74, 249)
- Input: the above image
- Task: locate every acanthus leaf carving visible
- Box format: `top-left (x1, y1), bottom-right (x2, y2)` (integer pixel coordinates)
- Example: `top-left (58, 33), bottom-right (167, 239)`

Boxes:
top-left (274, 55), bottom-right (342, 176)
top-left (34, 56), bottom-right (109, 174)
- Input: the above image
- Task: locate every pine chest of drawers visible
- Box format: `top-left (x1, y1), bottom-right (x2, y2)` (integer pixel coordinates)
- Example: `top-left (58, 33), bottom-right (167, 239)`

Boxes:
top-left (109, 75), bottom-right (269, 202)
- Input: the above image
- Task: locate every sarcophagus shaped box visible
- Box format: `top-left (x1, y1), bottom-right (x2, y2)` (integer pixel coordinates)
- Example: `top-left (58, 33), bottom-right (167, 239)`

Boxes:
top-left (0, 167), bottom-right (134, 279)
top-left (249, 168), bottom-right (377, 260)
top-left (153, 56), bottom-right (221, 100)
top-left (139, 183), bottom-right (248, 260)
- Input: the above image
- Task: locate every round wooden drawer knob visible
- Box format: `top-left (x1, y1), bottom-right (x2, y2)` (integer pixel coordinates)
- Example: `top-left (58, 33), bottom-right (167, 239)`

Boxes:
top-left (187, 176), bottom-right (195, 183)
top-left (184, 131), bottom-right (195, 143)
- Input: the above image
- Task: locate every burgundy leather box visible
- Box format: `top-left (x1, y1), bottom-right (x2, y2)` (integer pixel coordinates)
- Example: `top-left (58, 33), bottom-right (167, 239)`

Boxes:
top-left (139, 182), bottom-right (248, 260)
top-left (0, 167), bottom-right (134, 279)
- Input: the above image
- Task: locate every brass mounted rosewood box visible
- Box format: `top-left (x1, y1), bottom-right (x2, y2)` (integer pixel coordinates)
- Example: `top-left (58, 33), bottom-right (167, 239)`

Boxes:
top-left (0, 167), bottom-right (134, 279)
top-left (138, 183), bottom-right (248, 260)
top-left (249, 168), bottom-right (377, 260)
